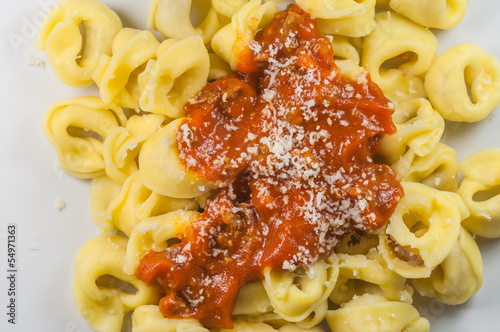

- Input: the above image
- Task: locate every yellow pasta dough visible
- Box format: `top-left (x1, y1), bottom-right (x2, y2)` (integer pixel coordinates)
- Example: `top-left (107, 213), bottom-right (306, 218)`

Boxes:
top-left (316, 0), bottom-right (376, 37)
top-left (326, 294), bottom-right (430, 332)
top-left (458, 148), bottom-right (500, 237)
top-left (93, 28), bottom-right (160, 109)
top-left (329, 251), bottom-right (410, 306)
top-left (425, 43), bottom-right (500, 122)
top-left (73, 235), bottom-right (160, 332)
top-left (103, 114), bottom-right (166, 184)
top-left (389, 0), bottom-right (469, 29)
top-left (412, 227), bottom-right (483, 305)
top-left (43, 96), bottom-right (126, 179)
top-left (390, 142), bottom-right (459, 192)
top-left (104, 171), bottom-right (198, 236)
top-left (362, 12), bottom-right (438, 102)
top-left (263, 256), bottom-right (339, 325)
top-left (139, 36), bottom-right (210, 118)
top-left (138, 118), bottom-right (217, 198)
top-left (378, 98), bottom-right (444, 164)
top-left (379, 182), bottom-right (469, 278)
top-left (35, 1), bottom-right (500, 331)
top-left (124, 210), bottom-right (201, 274)
top-left (37, 0), bottom-right (122, 87)
top-left (296, 0), bottom-right (367, 19)
top-left (211, 0), bottom-right (278, 71)
top-left (148, 0), bottom-right (221, 43)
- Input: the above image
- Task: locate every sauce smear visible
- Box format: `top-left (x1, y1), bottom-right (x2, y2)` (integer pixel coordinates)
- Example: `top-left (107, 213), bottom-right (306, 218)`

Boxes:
top-left (136, 5), bottom-right (403, 329)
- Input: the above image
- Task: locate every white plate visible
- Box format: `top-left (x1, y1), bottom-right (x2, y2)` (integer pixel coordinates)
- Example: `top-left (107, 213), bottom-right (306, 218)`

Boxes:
top-left (0, 1), bottom-right (499, 331)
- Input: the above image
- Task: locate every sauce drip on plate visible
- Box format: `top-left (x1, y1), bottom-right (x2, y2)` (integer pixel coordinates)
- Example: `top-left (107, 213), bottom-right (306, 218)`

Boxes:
top-left (136, 5), bottom-right (403, 328)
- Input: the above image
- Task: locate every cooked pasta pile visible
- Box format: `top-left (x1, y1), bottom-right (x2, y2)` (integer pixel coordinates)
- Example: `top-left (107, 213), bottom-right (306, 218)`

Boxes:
top-left (37, 0), bottom-right (500, 331)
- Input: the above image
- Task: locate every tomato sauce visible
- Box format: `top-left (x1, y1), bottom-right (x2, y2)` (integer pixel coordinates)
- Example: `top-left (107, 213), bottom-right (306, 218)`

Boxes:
top-left (136, 5), bottom-right (403, 329)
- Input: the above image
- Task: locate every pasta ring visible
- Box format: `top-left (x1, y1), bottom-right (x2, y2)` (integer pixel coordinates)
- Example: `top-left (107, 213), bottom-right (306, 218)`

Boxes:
top-left (412, 227), bottom-right (483, 305)
top-left (379, 182), bottom-right (468, 278)
top-left (362, 12), bottom-right (438, 102)
top-left (425, 43), bottom-right (500, 122)
top-left (36, 0), bottom-right (122, 87)
top-left (458, 148), bottom-right (500, 238)
top-left (43, 96), bottom-right (126, 179)
top-left (139, 36), bottom-right (210, 119)
top-left (73, 235), bottom-right (160, 332)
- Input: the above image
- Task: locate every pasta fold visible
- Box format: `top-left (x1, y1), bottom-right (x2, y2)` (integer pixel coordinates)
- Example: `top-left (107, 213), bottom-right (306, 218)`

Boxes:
top-left (389, 0), bottom-right (469, 29)
top-left (73, 235), bottom-right (160, 332)
top-left (36, 0), bottom-right (122, 86)
top-left (316, 0), bottom-right (376, 37)
top-left (43, 96), bottom-right (126, 179)
top-left (103, 114), bottom-right (166, 184)
top-left (148, 0), bottom-right (220, 43)
top-left (132, 305), bottom-right (208, 331)
top-left (90, 175), bottom-right (122, 229)
top-left (139, 36), bottom-right (210, 118)
top-left (263, 256), bottom-right (339, 324)
top-left (362, 12), bottom-right (437, 102)
top-left (93, 28), bottom-right (160, 109)
top-left (412, 227), bottom-right (483, 305)
top-left (296, 0), bottom-right (366, 19)
top-left (390, 143), bottom-right (459, 192)
top-left (458, 148), bottom-right (500, 238)
top-left (124, 210), bottom-right (201, 275)
top-left (425, 43), bottom-right (500, 122)
top-left (105, 171), bottom-right (198, 237)
top-left (139, 118), bottom-right (216, 198)
top-left (329, 251), bottom-right (410, 306)
top-left (379, 182), bottom-right (468, 278)
top-left (379, 98), bottom-right (444, 164)
top-left (326, 294), bottom-right (430, 332)
top-left (211, 0), bottom-right (278, 71)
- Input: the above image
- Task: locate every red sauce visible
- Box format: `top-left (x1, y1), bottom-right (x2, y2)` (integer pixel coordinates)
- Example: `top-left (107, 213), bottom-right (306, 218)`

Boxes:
top-left (136, 5), bottom-right (403, 329)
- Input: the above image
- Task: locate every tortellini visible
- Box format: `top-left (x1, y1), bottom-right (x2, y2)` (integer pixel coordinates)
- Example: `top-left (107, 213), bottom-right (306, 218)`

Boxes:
top-left (296, 0), bottom-right (367, 19)
top-left (132, 305), bottom-right (208, 332)
top-left (138, 118), bottom-right (216, 198)
top-left (90, 175), bottom-right (122, 229)
top-left (132, 304), bottom-right (324, 332)
top-left (211, 0), bottom-right (278, 71)
top-left (37, 1), bottom-right (500, 331)
top-left (326, 294), bottom-right (430, 332)
top-left (36, 0), bottom-right (122, 87)
top-left (148, 0), bottom-right (222, 43)
top-left (458, 148), bottom-right (500, 238)
top-left (124, 210), bottom-right (201, 274)
top-left (103, 114), bottom-right (166, 184)
top-left (379, 182), bottom-right (469, 279)
top-left (43, 96), bottom-right (126, 179)
top-left (362, 12), bottom-right (438, 102)
top-left (329, 35), bottom-right (362, 65)
top-left (139, 36), bottom-right (210, 118)
top-left (316, 0), bottom-right (376, 37)
top-left (389, 0), bottom-right (469, 29)
top-left (263, 255), bottom-right (339, 325)
top-left (73, 235), bottom-right (160, 332)
top-left (329, 251), bottom-right (410, 306)
top-left (378, 98), bottom-right (444, 164)
top-left (425, 43), bottom-right (500, 122)
top-left (105, 171), bottom-right (199, 236)
top-left (412, 227), bottom-right (483, 305)
top-left (93, 28), bottom-right (161, 109)
top-left (390, 142), bottom-right (459, 192)
top-left (212, 0), bottom-right (250, 18)
top-left (233, 281), bottom-right (273, 316)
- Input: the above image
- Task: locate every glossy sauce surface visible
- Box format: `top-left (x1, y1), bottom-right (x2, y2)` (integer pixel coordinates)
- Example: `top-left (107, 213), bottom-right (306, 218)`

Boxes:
top-left (136, 6), bottom-right (403, 328)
